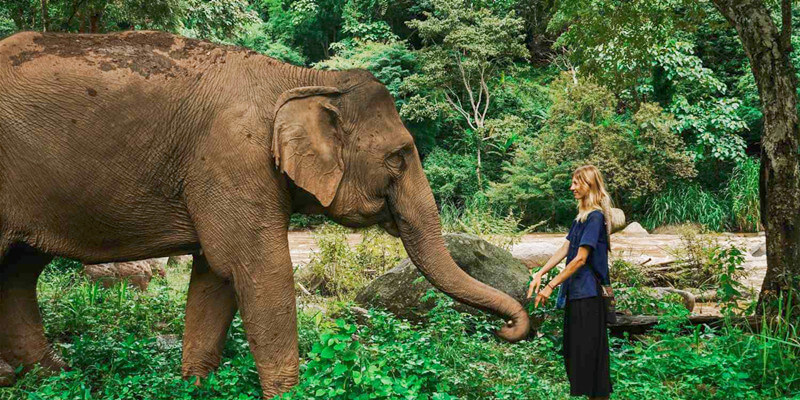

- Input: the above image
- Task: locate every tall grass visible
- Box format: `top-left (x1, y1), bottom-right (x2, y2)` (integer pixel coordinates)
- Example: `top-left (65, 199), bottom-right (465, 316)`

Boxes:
top-left (641, 183), bottom-right (728, 231)
top-left (725, 157), bottom-right (761, 232)
top-left (642, 157), bottom-right (761, 232)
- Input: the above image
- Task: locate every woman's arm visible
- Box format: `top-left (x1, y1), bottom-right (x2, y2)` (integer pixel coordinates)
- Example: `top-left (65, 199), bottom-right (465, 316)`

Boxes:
top-left (534, 246), bottom-right (590, 307)
top-left (526, 240), bottom-right (569, 299)
top-left (534, 240), bottom-right (570, 275)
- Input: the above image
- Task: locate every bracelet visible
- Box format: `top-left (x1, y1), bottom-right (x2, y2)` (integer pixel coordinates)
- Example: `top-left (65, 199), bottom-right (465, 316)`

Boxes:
top-left (546, 283), bottom-right (556, 290)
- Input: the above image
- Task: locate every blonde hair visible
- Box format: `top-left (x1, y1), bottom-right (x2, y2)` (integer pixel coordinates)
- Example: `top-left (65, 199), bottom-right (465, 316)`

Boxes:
top-left (573, 165), bottom-right (613, 249)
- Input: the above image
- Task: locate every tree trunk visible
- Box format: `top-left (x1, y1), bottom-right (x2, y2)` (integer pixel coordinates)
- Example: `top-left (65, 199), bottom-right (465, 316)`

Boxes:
top-left (711, 0), bottom-right (800, 317)
top-left (41, 0), bottom-right (48, 32)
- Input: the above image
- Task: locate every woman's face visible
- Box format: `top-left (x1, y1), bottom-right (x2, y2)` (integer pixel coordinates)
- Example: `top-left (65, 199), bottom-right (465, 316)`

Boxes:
top-left (570, 176), bottom-right (589, 200)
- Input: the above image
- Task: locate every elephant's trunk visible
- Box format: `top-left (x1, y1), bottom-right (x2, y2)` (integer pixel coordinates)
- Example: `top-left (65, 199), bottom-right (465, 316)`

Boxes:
top-left (388, 155), bottom-right (530, 342)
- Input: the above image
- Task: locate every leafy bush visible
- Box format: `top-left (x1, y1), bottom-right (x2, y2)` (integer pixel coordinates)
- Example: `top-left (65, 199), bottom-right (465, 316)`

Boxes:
top-left (315, 40), bottom-right (417, 100)
top-left (299, 224), bottom-right (406, 300)
top-left (37, 266), bottom-right (184, 343)
top-left (0, 15), bottom-right (14, 39)
top-left (423, 147), bottom-right (480, 208)
top-left (663, 227), bottom-right (747, 291)
top-left (610, 258), bottom-right (647, 287)
top-left (489, 73), bottom-right (696, 228)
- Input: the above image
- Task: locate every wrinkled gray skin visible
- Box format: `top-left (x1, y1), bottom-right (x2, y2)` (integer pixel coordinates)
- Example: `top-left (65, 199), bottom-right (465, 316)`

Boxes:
top-left (0, 31), bottom-right (529, 397)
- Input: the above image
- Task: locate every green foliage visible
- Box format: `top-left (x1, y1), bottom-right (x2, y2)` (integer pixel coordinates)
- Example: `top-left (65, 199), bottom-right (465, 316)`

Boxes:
top-left (3, 261), bottom-right (799, 399)
top-left (260, 0), bottom-right (345, 62)
top-left (46, 257), bottom-right (83, 273)
top-left (439, 194), bottom-right (529, 251)
top-left (0, 11), bottom-right (15, 38)
top-left (488, 73), bottom-right (696, 227)
top-left (3, 0), bottom-right (184, 33)
top-left (37, 266), bottom-right (184, 343)
top-left (714, 246), bottom-right (748, 317)
top-left (315, 40), bottom-right (417, 99)
top-left (300, 224), bottom-right (406, 300)
top-left (235, 23), bottom-right (307, 65)
top-left (616, 286), bottom-right (687, 316)
top-left (422, 147), bottom-right (480, 207)
top-left (664, 228), bottom-right (748, 291)
top-left (548, 0), bottom-right (702, 91)
top-left (181, 0), bottom-right (259, 41)
top-left (610, 258), bottom-right (647, 287)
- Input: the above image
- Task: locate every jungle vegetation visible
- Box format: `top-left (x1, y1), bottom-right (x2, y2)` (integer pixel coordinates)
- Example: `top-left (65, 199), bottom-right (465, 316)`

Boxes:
top-left (2, 0), bottom-right (800, 398)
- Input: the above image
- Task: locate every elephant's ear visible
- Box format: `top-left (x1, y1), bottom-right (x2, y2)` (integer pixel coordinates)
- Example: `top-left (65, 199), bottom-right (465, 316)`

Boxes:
top-left (272, 86), bottom-right (344, 207)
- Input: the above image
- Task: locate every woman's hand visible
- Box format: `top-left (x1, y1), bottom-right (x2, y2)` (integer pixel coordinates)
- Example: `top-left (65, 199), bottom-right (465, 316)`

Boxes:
top-left (526, 272), bottom-right (543, 299)
top-left (534, 284), bottom-right (555, 308)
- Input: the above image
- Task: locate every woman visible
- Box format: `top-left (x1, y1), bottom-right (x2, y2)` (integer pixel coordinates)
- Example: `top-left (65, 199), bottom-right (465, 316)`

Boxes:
top-left (527, 165), bottom-right (613, 400)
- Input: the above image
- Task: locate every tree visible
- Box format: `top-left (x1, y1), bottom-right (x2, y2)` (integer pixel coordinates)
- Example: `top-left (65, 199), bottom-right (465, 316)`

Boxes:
top-left (709, 0), bottom-right (800, 315)
top-left (402, 0), bottom-right (528, 188)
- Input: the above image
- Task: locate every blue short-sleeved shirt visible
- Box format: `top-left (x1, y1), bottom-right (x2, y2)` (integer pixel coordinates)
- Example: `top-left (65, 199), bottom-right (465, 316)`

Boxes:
top-left (556, 210), bottom-right (610, 309)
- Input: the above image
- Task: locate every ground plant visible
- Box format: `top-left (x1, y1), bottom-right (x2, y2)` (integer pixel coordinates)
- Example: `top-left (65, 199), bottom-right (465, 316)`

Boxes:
top-left (2, 260), bottom-right (798, 399)
top-left (299, 224), bottom-right (406, 300)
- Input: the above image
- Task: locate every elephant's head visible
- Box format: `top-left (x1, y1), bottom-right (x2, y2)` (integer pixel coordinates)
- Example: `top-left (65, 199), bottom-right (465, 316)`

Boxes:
top-left (271, 70), bottom-right (530, 342)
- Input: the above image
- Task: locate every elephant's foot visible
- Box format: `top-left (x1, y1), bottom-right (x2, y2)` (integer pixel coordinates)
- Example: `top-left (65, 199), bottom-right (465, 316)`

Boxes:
top-left (180, 356), bottom-right (217, 385)
top-left (259, 370), bottom-right (299, 399)
top-left (36, 347), bottom-right (69, 373)
top-left (0, 358), bottom-right (15, 387)
top-left (3, 342), bottom-right (69, 374)
top-left (181, 374), bottom-right (203, 388)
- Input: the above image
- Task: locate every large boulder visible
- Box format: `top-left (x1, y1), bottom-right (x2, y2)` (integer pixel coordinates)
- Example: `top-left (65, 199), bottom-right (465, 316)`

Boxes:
top-left (610, 208), bottom-right (626, 233)
top-left (83, 257), bottom-right (168, 291)
top-left (355, 233), bottom-right (531, 321)
top-left (618, 222), bottom-right (649, 236)
top-left (512, 242), bottom-right (560, 270)
top-left (751, 243), bottom-right (767, 257)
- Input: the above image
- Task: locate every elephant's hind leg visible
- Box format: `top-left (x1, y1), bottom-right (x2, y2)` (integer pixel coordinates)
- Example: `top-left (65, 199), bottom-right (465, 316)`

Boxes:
top-left (0, 246), bottom-right (66, 374)
top-left (181, 253), bottom-right (237, 384)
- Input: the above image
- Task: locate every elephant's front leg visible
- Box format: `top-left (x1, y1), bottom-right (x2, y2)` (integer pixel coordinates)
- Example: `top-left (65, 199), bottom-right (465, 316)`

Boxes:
top-left (182, 253), bottom-right (237, 383)
top-left (230, 242), bottom-right (299, 397)
top-left (196, 222), bottom-right (299, 397)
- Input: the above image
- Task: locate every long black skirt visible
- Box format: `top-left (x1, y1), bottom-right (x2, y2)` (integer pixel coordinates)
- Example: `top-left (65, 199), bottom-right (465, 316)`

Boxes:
top-left (563, 296), bottom-right (612, 397)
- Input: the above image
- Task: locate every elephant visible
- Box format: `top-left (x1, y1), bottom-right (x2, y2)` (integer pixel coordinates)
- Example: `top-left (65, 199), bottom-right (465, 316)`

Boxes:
top-left (0, 31), bottom-right (530, 397)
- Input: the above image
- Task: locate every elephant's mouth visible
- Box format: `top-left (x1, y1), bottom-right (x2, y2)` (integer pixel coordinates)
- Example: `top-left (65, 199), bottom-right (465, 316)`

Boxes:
top-left (381, 218), bottom-right (401, 237)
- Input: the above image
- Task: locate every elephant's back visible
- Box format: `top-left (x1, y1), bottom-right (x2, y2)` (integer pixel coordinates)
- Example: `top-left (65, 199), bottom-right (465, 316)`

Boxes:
top-left (0, 30), bottom-right (248, 81)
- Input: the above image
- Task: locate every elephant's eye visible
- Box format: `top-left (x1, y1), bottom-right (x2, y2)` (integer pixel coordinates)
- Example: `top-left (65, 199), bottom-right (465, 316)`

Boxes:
top-left (385, 151), bottom-right (406, 175)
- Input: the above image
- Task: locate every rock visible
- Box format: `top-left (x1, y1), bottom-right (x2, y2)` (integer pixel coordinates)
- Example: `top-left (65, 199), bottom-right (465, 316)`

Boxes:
top-left (610, 208), bottom-right (626, 233)
top-left (83, 258), bottom-right (168, 291)
top-left (751, 243), bottom-right (767, 257)
top-left (355, 233), bottom-right (531, 321)
top-left (512, 242), bottom-right (560, 269)
top-left (618, 222), bottom-right (649, 236)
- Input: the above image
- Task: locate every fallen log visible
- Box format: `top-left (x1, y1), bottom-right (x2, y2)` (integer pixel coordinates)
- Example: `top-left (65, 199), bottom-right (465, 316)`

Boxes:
top-left (608, 314), bottom-right (760, 336)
